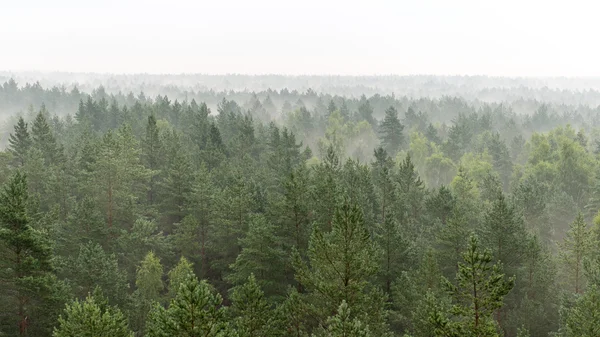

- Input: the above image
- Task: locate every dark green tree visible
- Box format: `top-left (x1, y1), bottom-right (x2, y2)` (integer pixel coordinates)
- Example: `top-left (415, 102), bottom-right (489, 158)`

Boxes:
top-left (379, 106), bottom-right (404, 156)
top-left (0, 172), bottom-right (60, 337)
top-left (230, 274), bottom-right (278, 337)
top-left (436, 235), bottom-right (514, 337)
top-left (8, 117), bottom-right (31, 167)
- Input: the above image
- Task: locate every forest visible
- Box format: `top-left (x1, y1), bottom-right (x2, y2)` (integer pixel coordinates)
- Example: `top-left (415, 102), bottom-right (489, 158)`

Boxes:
top-left (1, 75), bottom-right (600, 337)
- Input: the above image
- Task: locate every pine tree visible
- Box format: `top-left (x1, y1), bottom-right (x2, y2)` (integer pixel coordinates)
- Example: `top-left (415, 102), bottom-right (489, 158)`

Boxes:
top-left (358, 95), bottom-right (375, 126)
top-left (279, 165), bottom-right (312, 257)
top-left (437, 235), bottom-right (514, 337)
top-left (8, 117), bottom-right (31, 167)
top-left (227, 215), bottom-right (287, 300)
top-left (312, 145), bottom-right (341, 231)
top-left (53, 295), bottom-right (133, 337)
top-left (167, 256), bottom-right (194, 299)
top-left (372, 147), bottom-right (395, 226)
top-left (31, 108), bottom-right (59, 165)
top-left (480, 194), bottom-right (527, 272)
top-left (327, 100), bottom-right (337, 117)
top-left (135, 251), bottom-right (164, 301)
top-left (559, 212), bottom-right (592, 294)
top-left (392, 250), bottom-right (443, 334)
top-left (293, 199), bottom-right (389, 335)
top-left (143, 114), bottom-right (162, 206)
top-left (277, 287), bottom-right (309, 337)
top-left (68, 242), bottom-right (129, 307)
top-left (376, 215), bottom-right (410, 295)
top-left (146, 274), bottom-right (228, 337)
top-left (562, 287), bottom-right (600, 337)
top-left (319, 301), bottom-right (372, 337)
top-left (396, 153), bottom-right (426, 239)
top-left (379, 106), bottom-right (404, 156)
top-left (230, 274), bottom-right (278, 337)
top-left (0, 172), bottom-right (59, 337)
top-left (128, 251), bottom-right (164, 335)
top-left (479, 194), bottom-right (528, 335)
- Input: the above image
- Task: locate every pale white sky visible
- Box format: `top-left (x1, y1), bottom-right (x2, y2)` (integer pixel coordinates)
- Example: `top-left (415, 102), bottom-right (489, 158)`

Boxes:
top-left (1, 0), bottom-right (599, 76)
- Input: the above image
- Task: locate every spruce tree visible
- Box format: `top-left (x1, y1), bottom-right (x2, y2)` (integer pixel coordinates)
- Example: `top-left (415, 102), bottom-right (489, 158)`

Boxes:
top-left (31, 108), bottom-right (59, 165)
top-left (227, 215), bottom-right (287, 300)
top-left (143, 114), bottom-right (162, 206)
top-left (379, 106), bottom-right (404, 156)
top-left (0, 172), bottom-right (59, 337)
top-left (8, 117), bottom-right (31, 167)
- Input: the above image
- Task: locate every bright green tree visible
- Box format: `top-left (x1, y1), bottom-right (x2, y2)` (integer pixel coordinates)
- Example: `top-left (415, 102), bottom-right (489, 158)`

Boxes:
top-left (53, 295), bottom-right (133, 337)
top-left (146, 274), bottom-right (228, 337)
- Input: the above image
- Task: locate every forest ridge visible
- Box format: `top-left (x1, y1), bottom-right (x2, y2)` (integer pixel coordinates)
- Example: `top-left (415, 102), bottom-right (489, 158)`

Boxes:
top-left (0, 76), bottom-right (599, 336)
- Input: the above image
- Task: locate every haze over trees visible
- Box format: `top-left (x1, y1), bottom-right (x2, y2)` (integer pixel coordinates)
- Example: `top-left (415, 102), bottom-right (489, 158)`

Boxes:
top-left (2, 74), bottom-right (600, 336)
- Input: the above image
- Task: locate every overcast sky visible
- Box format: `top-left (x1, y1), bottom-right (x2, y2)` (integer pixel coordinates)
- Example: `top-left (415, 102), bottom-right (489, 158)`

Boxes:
top-left (1, 0), bottom-right (599, 76)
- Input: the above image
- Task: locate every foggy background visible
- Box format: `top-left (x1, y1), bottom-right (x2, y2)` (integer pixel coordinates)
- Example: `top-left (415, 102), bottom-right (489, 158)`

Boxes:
top-left (2, 0), bottom-right (600, 76)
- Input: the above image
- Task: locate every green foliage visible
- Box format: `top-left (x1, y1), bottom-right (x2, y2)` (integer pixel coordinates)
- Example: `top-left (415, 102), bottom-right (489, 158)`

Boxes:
top-left (230, 274), bottom-right (278, 337)
top-left (436, 235), bottom-right (514, 337)
top-left (53, 295), bottom-right (133, 337)
top-left (8, 116), bottom-right (31, 167)
top-left (293, 199), bottom-right (389, 335)
top-left (379, 106), bottom-right (404, 156)
top-left (227, 215), bottom-right (287, 300)
top-left (146, 274), bottom-right (228, 337)
top-left (0, 172), bottom-right (61, 336)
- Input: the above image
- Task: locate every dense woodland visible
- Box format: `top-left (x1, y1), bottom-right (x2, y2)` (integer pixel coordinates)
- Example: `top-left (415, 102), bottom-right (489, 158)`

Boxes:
top-left (2, 76), bottom-right (600, 336)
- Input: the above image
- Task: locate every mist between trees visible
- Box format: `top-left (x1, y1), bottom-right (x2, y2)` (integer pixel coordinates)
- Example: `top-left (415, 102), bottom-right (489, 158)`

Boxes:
top-left (1, 75), bottom-right (600, 336)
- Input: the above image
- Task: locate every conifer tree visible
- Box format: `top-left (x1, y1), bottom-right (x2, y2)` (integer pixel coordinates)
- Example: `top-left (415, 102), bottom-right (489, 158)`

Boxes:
top-left (0, 172), bottom-right (59, 337)
top-left (68, 242), bottom-right (129, 307)
top-left (396, 153), bottom-right (426, 238)
top-left (227, 215), bottom-right (287, 300)
top-left (376, 215), bottom-right (410, 295)
top-left (319, 301), bottom-right (372, 337)
top-left (293, 199), bottom-right (389, 335)
top-left (437, 235), bottom-right (514, 337)
top-left (372, 147), bottom-right (395, 226)
top-left (143, 114), bottom-right (162, 205)
top-left (146, 274), bottom-right (228, 337)
top-left (277, 287), bottom-right (309, 337)
top-left (8, 116), bottom-right (31, 167)
top-left (230, 274), bottom-right (278, 337)
top-left (379, 106), bottom-right (404, 156)
top-left (167, 256), bottom-right (194, 299)
top-left (358, 95), bottom-right (375, 126)
top-left (31, 108), bottom-right (59, 165)
top-left (559, 212), bottom-right (592, 294)
top-left (128, 251), bottom-right (164, 335)
top-left (53, 295), bottom-right (133, 337)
